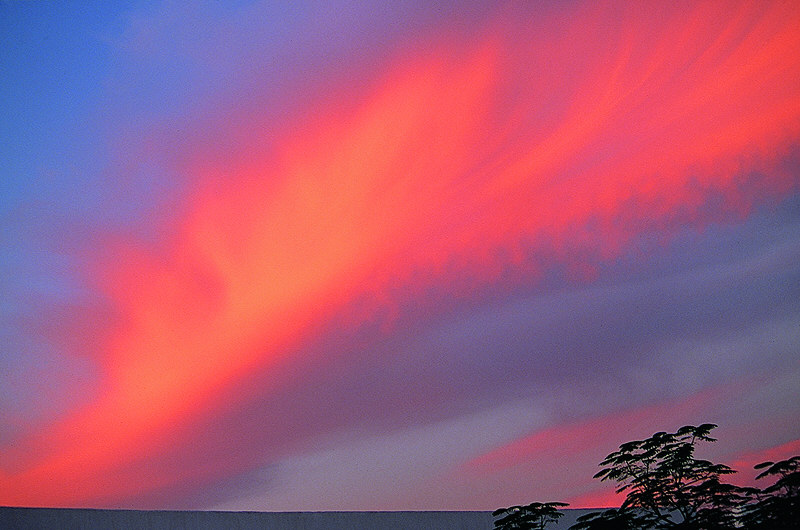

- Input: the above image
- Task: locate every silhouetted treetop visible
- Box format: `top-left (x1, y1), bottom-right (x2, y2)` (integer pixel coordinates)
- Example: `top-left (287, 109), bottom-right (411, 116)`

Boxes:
top-left (493, 501), bottom-right (569, 530)
top-left (573, 424), bottom-right (756, 529)
top-left (740, 455), bottom-right (800, 529)
top-left (494, 423), bottom-right (799, 529)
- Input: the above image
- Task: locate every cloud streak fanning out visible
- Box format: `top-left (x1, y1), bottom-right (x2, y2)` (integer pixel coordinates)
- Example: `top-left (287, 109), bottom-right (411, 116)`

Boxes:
top-left (2, 0), bottom-right (800, 508)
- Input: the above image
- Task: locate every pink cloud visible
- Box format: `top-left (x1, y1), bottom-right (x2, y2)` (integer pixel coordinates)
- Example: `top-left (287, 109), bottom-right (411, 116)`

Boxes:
top-left (2, 0), bottom-right (799, 508)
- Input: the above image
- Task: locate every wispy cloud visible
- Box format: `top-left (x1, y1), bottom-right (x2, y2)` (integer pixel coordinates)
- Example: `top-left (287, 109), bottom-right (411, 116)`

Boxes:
top-left (1, 0), bottom-right (799, 509)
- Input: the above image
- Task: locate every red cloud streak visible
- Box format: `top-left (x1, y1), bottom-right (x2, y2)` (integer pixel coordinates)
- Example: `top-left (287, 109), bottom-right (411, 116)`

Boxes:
top-left (2, 1), bottom-right (800, 507)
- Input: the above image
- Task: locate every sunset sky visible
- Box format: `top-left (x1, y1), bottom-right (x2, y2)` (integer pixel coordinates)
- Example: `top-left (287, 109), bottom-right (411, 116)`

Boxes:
top-left (2, 0), bottom-right (799, 511)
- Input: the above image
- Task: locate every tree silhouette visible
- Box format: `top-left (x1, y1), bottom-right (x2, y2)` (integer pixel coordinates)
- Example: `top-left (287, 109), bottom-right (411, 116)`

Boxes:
top-left (569, 507), bottom-right (637, 530)
top-left (492, 424), bottom-right (798, 529)
top-left (587, 424), bottom-right (750, 529)
top-left (740, 455), bottom-right (800, 529)
top-left (569, 508), bottom-right (640, 530)
top-left (493, 501), bottom-right (569, 529)
top-left (567, 424), bottom-right (759, 529)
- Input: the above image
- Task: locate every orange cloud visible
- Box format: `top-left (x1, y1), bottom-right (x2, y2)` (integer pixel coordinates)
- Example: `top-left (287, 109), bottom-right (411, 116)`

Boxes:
top-left (3, 0), bottom-right (800, 507)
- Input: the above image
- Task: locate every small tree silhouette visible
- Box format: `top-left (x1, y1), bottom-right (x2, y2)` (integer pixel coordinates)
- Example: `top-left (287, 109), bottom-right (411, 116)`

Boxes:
top-left (740, 455), bottom-right (800, 529)
top-left (579, 424), bottom-right (750, 529)
top-left (493, 501), bottom-right (569, 529)
top-left (492, 424), bottom-right (798, 529)
top-left (570, 507), bottom-right (637, 530)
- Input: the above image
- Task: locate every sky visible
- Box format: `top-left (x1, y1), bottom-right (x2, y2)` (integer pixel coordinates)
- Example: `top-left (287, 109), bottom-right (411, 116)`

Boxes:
top-left (1, 0), bottom-right (799, 511)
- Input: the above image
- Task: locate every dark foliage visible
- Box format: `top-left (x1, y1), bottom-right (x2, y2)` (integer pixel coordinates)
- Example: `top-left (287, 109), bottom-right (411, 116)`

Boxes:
top-left (569, 507), bottom-right (637, 530)
top-left (740, 455), bottom-right (800, 529)
top-left (585, 424), bottom-right (750, 529)
top-left (493, 501), bottom-right (569, 529)
top-left (494, 423), bottom-right (799, 529)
